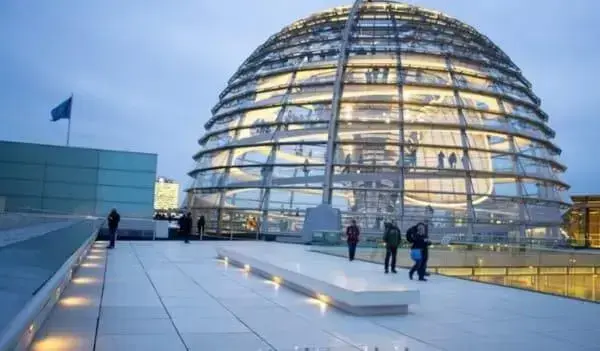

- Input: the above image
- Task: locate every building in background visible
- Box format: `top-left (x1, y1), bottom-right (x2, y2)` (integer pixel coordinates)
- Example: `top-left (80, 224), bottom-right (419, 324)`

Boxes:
top-left (564, 195), bottom-right (600, 248)
top-left (186, 1), bottom-right (570, 239)
top-left (0, 140), bottom-right (157, 218)
top-left (154, 177), bottom-right (179, 212)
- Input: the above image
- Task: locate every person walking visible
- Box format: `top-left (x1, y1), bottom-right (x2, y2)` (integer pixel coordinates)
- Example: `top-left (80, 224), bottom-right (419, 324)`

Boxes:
top-left (180, 212), bottom-right (193, 244)
top-left (409, 225), bottom-right (430, 281)
top-left (106, 208), bottom-right (120, 249)
top-left (346, 219), bottom-right (360, 261)
top-left (383, 221), bottom-right (401, 274)
top-left (197, 215), bottom-right (206, 238)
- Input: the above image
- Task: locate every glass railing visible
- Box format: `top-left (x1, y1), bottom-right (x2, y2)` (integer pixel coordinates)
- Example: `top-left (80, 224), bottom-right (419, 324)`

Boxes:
top-left (304, 228), bottom-right (571, 250)
top-left (311, 230), bottom-right (343, 245)
top-left (0, 212), bottom-right (104, 339)
top-left (310, 242), bottom-right (600, 302)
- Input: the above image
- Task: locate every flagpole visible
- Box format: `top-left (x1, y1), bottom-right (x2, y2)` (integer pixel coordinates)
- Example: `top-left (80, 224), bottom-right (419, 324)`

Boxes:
top-left (66, 118), bottom-right (71, 146)
top-left (52, 94), bottom-right (74, 146)
top-left (66, 93), bottom-right (73, 146)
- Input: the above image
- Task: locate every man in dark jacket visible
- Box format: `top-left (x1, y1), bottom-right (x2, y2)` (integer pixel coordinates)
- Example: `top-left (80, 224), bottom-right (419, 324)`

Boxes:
top-left (107, 208), bottom-right (120, 249)
top-left (180, 212), bottom-right (193, 244)
top-left (383, 221), bottom-right (401, 274)
top-left (346, 219), bottom-right (360, 261)
top-left (197, 215), bottom-right (206, 238)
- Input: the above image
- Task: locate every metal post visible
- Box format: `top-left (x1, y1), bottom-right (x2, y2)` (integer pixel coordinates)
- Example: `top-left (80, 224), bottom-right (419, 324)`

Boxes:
top-left (322, 0), bottom-right (365, 204)
top-left (445, 56), bottom-right (475, 239)
top-left (214, 112), bottom-right (246, 236)
top-left (66, 117), bottom-right (72, 146)
top-left (498, 97), bottom-right (527, 242)
top-left (66, 94), bottom-right (73, 146)
top-left (391, 9), bottom-right (406, 231)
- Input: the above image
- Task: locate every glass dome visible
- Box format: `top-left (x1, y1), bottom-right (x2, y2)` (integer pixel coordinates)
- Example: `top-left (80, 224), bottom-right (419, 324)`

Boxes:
top-left (187, 0), bottom-right (570, 240)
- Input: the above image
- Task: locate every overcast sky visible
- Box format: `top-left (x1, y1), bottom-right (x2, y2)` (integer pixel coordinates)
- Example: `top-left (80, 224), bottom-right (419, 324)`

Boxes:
top-left (1, 0), bottom-right (599, 197)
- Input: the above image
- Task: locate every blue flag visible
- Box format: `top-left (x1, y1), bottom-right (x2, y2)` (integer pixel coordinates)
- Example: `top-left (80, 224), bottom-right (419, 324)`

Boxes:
top-left (51, 96), bottom-right (73, 122)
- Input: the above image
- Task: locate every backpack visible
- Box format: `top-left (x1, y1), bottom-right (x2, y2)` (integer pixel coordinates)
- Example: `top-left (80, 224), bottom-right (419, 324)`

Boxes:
top-left (406, 225), bottom-right (417, 243)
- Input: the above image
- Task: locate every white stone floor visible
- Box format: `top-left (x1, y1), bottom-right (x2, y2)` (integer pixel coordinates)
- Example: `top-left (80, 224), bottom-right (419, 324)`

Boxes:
top-left (30, 241), bottom-right (600, 351)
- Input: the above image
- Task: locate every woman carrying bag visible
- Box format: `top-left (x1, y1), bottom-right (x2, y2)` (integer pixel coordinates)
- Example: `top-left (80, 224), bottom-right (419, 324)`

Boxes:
top-left (409, 223), bottom-right (430, 281)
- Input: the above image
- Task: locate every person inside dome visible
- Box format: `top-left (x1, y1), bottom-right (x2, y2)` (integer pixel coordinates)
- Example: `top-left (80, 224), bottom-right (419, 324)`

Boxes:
top-left (438, 150), bottom-right (446, 168)
top-left (449, 152), bottom-right (457, 168)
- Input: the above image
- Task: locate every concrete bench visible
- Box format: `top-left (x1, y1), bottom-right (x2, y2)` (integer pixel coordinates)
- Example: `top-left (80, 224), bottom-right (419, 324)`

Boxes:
top-left (216, 245), bottom-right (419, 315)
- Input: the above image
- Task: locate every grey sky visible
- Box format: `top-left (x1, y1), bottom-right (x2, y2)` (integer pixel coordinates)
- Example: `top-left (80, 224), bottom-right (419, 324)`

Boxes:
top-left (1, 0), bottom-right (599, 197)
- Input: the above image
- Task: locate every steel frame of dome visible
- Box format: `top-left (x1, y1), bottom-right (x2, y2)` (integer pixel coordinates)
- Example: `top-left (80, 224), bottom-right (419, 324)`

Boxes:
top-left (187, 0), bottom-right (570, 239)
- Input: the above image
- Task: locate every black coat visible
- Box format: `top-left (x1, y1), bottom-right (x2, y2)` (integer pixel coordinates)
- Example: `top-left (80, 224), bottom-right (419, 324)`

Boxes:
top-left (180, 216), bottom-right (193, 234)
top-left (411, 235), bottom-right (428, 250)
top-left (108, 212), bottom-right (120, 230)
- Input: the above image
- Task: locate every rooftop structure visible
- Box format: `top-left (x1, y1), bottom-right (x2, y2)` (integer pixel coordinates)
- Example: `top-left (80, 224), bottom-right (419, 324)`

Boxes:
top-left (187, 0), bottom-right (570, 240)
top-left (565, 195), bottom-right (600, 248)
top-left (0, 140), bottom-right (157, 218)
top-left (2, 209), bottom-right (597, 350)
top-left (28, 241), bottom-right (600, 350)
